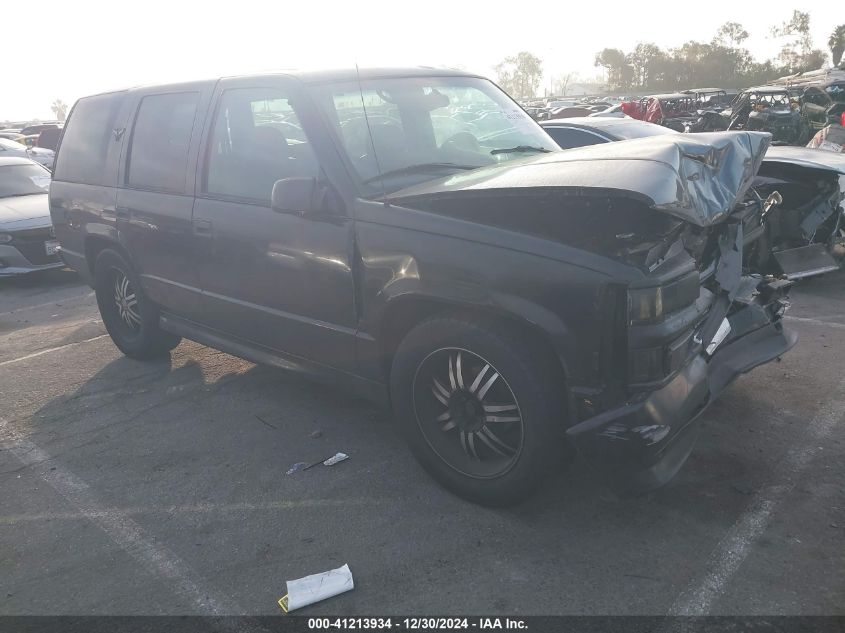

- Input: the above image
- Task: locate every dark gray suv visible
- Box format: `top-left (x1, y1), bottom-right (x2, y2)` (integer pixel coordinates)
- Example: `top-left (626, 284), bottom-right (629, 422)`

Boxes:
top-left (50, 68), bottom-right (794, 505)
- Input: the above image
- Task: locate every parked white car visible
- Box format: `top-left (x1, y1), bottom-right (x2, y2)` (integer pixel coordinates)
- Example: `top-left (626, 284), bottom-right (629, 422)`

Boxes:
top-left (0, 137), bottom-right (55, 170)
top-left (0, 157), bottom-right (63, 276)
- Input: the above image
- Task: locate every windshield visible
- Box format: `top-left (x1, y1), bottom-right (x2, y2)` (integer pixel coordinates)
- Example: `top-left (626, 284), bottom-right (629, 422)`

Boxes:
top-left (311, 76), bottom-right (556, 193)
top-left (0, 164), bottom-right (51, 197)
top-left (749, 92), bottom-right (791, 107)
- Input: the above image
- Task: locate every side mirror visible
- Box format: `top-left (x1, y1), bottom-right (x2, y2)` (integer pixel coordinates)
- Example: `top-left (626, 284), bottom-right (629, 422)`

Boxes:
top-left (271, 177), bottom-right (316, 214)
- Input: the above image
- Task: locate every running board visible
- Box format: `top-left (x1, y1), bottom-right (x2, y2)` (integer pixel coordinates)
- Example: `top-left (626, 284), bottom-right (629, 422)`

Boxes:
top-left (773, 243), bottom-right (841, 280)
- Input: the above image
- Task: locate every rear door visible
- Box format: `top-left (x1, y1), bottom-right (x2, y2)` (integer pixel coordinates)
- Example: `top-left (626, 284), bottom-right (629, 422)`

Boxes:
top-left (191, 76), bottom-right (358, 371)
top-left (116, 83), bottom-right (214, 322)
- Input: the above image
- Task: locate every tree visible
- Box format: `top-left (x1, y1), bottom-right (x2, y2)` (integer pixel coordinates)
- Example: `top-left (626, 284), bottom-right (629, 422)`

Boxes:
top-left (829, 25), bottom-right (845, 67)
top-left (594, 48), bottom-right (633, 90)
top-left (554, 72), bottom-right (579, 96)
top-left (714, 22), bottom-right (749, 47)
top-left (51, 99), bottom-right (68, 121)
top-left (494, 52), bottom-right (543, 99)
top-left (771, 10), bottom-right (826, 72)
top-left (627, 43), bottom-right (664, 88)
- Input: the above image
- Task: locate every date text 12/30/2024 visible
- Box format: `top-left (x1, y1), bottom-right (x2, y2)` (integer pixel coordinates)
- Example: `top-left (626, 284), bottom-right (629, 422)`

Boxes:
top-left (307, 618), bottom-right (528, 630)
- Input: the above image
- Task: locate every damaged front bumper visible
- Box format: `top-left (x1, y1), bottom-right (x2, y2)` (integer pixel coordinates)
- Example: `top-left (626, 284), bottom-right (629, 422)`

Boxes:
top-left (567, 274), bottom-right (795, 495)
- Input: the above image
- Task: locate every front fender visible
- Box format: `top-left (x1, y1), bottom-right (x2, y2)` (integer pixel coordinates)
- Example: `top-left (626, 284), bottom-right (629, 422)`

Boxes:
top-left (353, 215), bottom-right (619, 403)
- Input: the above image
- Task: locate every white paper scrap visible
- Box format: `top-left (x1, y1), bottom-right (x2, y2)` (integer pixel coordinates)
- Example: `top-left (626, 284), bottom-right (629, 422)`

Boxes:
top-left (285, 563), bottom-right (354, 611)
top-left (323, 452), bottom-right (349, 466)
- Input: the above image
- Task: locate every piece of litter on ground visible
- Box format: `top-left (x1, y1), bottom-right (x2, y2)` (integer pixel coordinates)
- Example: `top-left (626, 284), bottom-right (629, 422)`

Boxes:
top-left (286, 462), bottom-right (308, 475)
top-left (309, 430), bottom-right (323, 439)
top-left (278, 563), bottom-right (354, 613)
top-left (323, 452), bottom-right (349, 466)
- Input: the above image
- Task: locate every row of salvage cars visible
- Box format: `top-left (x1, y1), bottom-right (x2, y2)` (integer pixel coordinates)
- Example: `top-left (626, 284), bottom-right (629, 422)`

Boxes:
top-left (541, 116), bottom-right (845, 281)
top-left (622, 83), bottom-right (845, 146)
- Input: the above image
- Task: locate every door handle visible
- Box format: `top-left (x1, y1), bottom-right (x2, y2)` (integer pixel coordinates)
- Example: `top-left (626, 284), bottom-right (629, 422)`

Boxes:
top-left (193, 219), bottom-right (212, 236)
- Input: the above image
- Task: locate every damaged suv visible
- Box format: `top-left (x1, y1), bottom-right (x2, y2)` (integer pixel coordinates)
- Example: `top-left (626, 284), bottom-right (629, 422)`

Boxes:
top-left (50, 69), bottom-right (794, 505)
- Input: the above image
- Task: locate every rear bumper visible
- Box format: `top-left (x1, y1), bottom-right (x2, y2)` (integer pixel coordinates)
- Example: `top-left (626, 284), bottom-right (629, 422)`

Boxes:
top-left (567, 297), bottom-right (796, 495)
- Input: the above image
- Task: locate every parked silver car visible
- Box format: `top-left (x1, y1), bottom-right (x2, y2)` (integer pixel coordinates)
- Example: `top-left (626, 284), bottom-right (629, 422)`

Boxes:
top-left (0, 137), bottom-right (55, 170)
top-left (0, 157), bottom-right (63, 276)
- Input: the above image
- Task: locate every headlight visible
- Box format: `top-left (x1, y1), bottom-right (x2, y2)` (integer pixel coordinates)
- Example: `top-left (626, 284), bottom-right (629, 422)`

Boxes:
top-left (628, 274), bottom-right (700, 324)
top-left (628, 286), bottom-right (663, 323)
top-left (0, 233), bottom-right (12, 243)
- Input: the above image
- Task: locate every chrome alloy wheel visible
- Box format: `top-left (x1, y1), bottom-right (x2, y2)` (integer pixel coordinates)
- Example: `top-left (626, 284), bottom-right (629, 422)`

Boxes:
top-left (112, 269), bottom-right (141, 331)
top-left (412, 348), bottom-right (524, 478)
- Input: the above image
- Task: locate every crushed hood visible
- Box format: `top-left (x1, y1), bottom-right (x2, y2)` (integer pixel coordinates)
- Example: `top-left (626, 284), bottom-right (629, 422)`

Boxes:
top-left (388, 132), bottom-right (770, 227)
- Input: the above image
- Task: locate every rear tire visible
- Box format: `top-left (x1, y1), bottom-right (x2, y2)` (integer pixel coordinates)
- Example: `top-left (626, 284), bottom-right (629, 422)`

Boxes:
top-left (390, 315), bottom-right (569, 506)
top-left (94, 248), bottom-right (181, 360)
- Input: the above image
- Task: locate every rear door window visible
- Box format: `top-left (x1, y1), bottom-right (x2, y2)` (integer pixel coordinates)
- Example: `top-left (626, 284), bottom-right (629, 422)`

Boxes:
top-left (52, 92), bottom-right (125, 185)
top-left (127, 92), bottom-right (199, 193)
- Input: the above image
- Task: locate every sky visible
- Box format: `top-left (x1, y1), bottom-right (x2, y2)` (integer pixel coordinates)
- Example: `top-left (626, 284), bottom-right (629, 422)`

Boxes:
top-left (2, 0), bottom-right (841, 121)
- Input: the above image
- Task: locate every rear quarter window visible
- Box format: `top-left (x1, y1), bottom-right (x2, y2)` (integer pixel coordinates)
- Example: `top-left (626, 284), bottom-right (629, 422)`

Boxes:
top-left (53, 92), bottom-right (126, 185)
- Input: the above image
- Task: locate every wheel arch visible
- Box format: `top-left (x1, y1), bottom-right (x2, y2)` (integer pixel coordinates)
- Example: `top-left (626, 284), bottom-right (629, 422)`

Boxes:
top-left (83, 232), bottom-right (133, 278)
top-left (378, 292), bottom-right (578, 422)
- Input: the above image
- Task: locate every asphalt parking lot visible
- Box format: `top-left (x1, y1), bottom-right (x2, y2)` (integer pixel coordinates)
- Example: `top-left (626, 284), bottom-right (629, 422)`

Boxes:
top-left (1, 267), bottom-right (844, 616)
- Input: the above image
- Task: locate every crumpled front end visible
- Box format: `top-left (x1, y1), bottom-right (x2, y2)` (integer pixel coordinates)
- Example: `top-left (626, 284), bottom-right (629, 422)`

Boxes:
top-left (565, 135), bottom-right (797, 495)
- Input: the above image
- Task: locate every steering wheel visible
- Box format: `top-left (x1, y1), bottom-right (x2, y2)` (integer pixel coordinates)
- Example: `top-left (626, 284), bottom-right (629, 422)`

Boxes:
top-left (440, 132), bottom-right (481, 153)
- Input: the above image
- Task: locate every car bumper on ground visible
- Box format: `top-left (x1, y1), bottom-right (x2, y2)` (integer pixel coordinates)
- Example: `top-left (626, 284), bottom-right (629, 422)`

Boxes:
top-left (566, 285), bottom-right (797, 495)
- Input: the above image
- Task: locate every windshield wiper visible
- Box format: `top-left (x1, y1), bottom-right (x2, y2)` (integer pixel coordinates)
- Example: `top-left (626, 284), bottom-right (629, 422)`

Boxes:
top-left (490, 145), bottom-right (551, 155)
top-left (361, 162), bottom-right (478, 185)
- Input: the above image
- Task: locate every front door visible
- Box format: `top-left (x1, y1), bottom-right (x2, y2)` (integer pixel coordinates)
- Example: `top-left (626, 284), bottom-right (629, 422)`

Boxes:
top-left (191, 79), bottom-right (357, 372)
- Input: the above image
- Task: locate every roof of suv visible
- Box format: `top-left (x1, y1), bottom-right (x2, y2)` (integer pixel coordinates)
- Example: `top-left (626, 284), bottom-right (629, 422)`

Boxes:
top-left (82, 67), bottom-right (485, 98)
top-left (745, 86), bottom-right (790, 93)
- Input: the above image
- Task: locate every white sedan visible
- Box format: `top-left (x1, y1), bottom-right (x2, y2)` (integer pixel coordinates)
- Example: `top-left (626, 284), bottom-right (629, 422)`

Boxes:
top-left (0, 157), bottom-right (63, 276)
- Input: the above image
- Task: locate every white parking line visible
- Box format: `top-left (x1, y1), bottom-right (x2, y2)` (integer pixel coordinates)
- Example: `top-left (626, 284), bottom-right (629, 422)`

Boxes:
top-left (0, 291), bottom-right (95, 317)
top-left (0, 418), bottom-right (246, 617)
top-left (784, 315), bottom-right (845, 330)
top-left (0, 497), bottom-right (380, 526)
top-left (666, 377), bottom-right (845, 616)
top-left (0, 334), bottom-right (109, 367)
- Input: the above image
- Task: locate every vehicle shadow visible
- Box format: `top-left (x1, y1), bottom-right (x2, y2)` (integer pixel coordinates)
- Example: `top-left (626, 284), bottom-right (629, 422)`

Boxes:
top-left (20, 337), bottom-right (753, 524)
top-left (0, 267), bottom-right (78, 292)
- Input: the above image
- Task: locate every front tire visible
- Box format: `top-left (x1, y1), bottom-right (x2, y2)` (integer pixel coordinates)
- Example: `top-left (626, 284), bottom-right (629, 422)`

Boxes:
top-left (390, 315), bottom-right (569, 506)
top-left (94, 249), bottom-right (181, 360)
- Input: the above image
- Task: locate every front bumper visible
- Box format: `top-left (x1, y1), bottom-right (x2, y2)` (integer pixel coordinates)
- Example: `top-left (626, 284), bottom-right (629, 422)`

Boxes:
top-left (0, 243), bottom-right (64, 277)
top-left (566, 283), bottom-right (796, 495)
